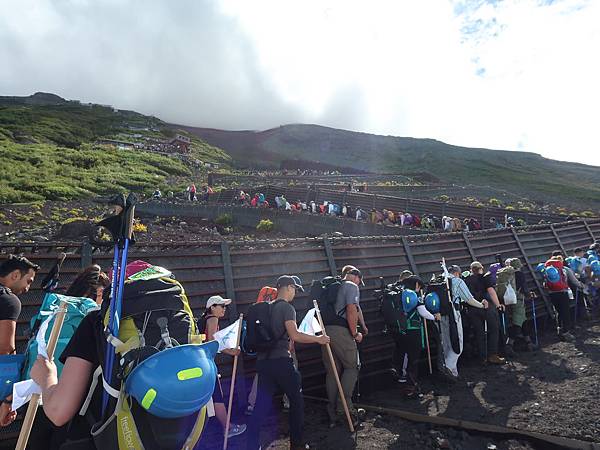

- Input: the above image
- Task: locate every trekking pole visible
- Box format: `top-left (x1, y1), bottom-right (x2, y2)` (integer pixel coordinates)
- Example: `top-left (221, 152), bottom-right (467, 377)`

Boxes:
top-left (16, 301), bottom-right (68, 450)
top-left (501, 310), bottom-right (507, 337)
top-left (529, 291), bottom-right (539, 347)
top-left (15, 253), bottom-right (67, 450)
top-left (98, 193), bottom-right (136, 416)
top-left (420, 290), bottom-right (432, 375)
top-left (313, 300), bottom-right (355, 433)
top-left (223, 314), bottom-right (244, 450)
top-left (574, 289), bottom-right (578, 325)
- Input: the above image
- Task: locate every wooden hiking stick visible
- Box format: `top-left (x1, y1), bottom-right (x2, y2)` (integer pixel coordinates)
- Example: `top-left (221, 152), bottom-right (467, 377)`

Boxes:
top-left (223, 314), bottom-right (244, 450)
top-left (16, 299), bottom-right (69, 450)
top-left (313, 300), bottom-right (355, 433)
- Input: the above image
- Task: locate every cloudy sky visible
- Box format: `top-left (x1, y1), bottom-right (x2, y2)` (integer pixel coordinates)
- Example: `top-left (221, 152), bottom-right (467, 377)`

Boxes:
top-left (1, 0), bottom-right (598, 165)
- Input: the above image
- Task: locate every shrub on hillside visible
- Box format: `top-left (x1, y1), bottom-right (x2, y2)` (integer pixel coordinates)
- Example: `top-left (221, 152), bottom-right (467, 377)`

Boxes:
top-left (488, 198), bottom-right (502, 207)
top-left (215, 214), bottom-right (232, 226)
top-left (256, 219), bottom-right (274, 232)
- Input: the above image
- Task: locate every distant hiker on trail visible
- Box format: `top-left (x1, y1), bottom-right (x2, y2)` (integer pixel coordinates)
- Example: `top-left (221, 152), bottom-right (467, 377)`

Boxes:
top-left (444, 265), bottom-right (486, 378)
top-left (187, 183), bottom-right (197, 201)
top-left (0, 255), bottom-right (39, 427)
top-left (464, 261), bottom-right (505, 365)
top-left (152, 188), bottom-right (161, 199)
top-left (544, 253), bottom-right (575, 341)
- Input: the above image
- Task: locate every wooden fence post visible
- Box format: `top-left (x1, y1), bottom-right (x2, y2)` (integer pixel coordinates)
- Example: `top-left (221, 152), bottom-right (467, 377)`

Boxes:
top-left (549, 224), bottom-right (568, 256)
top-left (323, 237), bottom-right (337, 276)
top-left (584, 220), bottom-right (596, 241)
top-left (401, 236), bottom-right (421, 278)
top-left (462, 232), bottom-right (477, 261)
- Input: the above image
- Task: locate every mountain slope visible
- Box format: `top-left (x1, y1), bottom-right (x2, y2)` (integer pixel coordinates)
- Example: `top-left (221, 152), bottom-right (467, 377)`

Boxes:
top-left (181, 123), bottom-right (600, 210)
top-left (0, 94), bottom-right (230, 202)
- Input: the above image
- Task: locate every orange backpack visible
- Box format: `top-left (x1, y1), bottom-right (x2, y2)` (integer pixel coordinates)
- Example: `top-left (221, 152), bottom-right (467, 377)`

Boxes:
top-left (256, 286), bottom-right (278, 303)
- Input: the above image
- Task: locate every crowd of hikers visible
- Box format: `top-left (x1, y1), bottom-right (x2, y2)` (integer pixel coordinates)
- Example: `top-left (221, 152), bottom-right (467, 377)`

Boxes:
top-left (1, 236), bottom-right (599, 449)
top-left (235, 190), bottom-right (530, 232)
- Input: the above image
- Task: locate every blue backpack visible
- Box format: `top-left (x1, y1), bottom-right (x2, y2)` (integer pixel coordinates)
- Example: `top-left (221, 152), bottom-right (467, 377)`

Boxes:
top-left (22, 293), bottom-right (99, 379)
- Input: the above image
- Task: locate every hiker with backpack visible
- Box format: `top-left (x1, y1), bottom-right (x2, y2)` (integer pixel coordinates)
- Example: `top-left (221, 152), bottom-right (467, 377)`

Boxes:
top-left (29, 261), bottom-right (219, 449)
top-left (199, 295), bottom-right (247, 440)
top-left (245, 275), bottom-right (329, 450)
top-left (0, 255), bottom-right (39, 427)
top-left (383, 275), bottom-right (439, 397)
top-left (502, 258), bottom-right (537, 355)
top-left (544, 254), bottom-right (576, 341)
top-left (464, 262), bottom-right (505, 365)
top-left (24, 264), bottom-right (109, 449)
top-left (443, 265), bottom-right (487, 378)
top-left (316, 265), bottom-right (366, 428)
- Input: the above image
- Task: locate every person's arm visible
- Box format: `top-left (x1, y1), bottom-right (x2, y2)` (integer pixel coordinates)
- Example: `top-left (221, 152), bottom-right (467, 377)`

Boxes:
top-left (346, 304), bottom-right (362, 342)
top-left (0, 320), bottom-right (16, 355)
top-left (456, 279), bottom-right (485, 308)
top-left (416, 305), bottom-right (435, 320)
top-left (566, 268), bottom-right (585, 290)
top-left (357, 307), bottom-right (368, 335)
top-left (30, 356), bottom-right (94, 427)
top-left (205, 317), bottom-right (219, 342)
top-left (284, 320), bottom-right (329, 345)
top-left (486, 287), bottom-right (503, 309)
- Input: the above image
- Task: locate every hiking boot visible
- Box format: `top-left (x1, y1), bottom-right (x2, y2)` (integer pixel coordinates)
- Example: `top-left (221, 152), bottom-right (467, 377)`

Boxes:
top-left (504, 344), bottom-right (516, 357)
top-left (487, 354), bottom-right (506, 365)
top-left (560, 331), bottom-right (575, 342)
top-left (227, 423), bottom-right (247, 438)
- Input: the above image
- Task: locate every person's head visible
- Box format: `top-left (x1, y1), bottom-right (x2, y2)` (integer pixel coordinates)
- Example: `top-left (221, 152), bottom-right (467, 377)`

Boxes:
top-left (507, 258), bottom-right (523, 270)
top-left (66, 264), bottom-right (110, 300)
top-left (398, 270), bottom-right (413, 282)
top-left (574, 247), bottom-right (584, 257)
top-left (449, 265), bottom-right (461, 276)
top-left (276, 275), bottom-right (304, 301)
top-left (470, 261), bottom-right (484, 275)
top-left (551, 250), bottom-right (564, 258)
top-left (0, 254), bottom-right (40, 295)
top-left (204, 295), bottom-right (232, 318)
top-left (402, 275), bottom-right (424, 292)
top-left (341, 265), bottom-right (364, 286)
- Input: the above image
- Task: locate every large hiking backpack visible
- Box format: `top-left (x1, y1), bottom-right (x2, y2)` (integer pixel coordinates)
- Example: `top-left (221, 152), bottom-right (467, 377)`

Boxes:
top-left (88, 263), bottom-right (214, 450)
top-left (496, 266), bottom-right (517, 305)
top-left (544, 259), bottom-right (568, 292)
top-left (309, 276), bottom-right (347, 327)
top-left (243, 299), bottom-right (286, 354)
top-left (425, 277), bottom-right (452, 316)
top-left (22, 293), bottom-right (99, 379)
top-left (380, 283), bottom-right (407, 333)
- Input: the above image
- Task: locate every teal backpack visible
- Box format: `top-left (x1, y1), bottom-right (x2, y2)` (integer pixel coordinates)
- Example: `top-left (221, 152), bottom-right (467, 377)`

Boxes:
top-left (22, 293), bottom-right (99, 379)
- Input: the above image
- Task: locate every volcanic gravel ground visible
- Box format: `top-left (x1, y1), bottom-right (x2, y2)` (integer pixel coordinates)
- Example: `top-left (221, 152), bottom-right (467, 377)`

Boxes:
top-left (362, 322), bottom-right (600, 445)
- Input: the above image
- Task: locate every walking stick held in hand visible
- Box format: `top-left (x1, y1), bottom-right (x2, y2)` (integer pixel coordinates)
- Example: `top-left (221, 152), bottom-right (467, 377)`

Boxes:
top-left (529, 291), bottom-right (539, 347)
top-left (16, 253), bottom-right (68, 450)
top-left (223, 314), bottom-right (244, 450)
top-left (313, 300), bottom-right (355, 433)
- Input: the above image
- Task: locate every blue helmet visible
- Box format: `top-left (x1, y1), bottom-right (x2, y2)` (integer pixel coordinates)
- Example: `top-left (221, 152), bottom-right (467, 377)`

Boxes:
top-left (535, 263), bottom-right (546, 274)
top-left (588, 254), bottom-right (599, 263)
top-left (125, 341), bottom-right (219, 419)
top-left (591, 260), bottom-right (600, 276)
top-left (401, 289), bottom-right (419, 313)
top-left (424, 292), bottom-right (440, 314)
top-left (545, 266), bottom-right (560, 283)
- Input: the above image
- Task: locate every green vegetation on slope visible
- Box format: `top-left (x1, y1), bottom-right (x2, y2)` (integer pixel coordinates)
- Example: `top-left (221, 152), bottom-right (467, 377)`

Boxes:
top-left (0, 141), bottom-right (191, 202)
top-left (0, 98), bottom-right (231, 202)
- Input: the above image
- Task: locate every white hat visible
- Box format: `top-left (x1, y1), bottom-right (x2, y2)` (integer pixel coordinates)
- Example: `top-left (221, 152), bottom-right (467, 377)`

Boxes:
top-left (206, 295), bottom-right (232, 308)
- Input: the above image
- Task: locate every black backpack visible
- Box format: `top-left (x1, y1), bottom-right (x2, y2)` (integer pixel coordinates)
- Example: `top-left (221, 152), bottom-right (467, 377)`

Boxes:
top-left (379, 282), bottom-right (408, 333)
top-left (426, 277), bottom-right (452, 316)
top-left (243, 299), bottom-right (286, 354)
top-left (309, 276), bottom-right (347, 327)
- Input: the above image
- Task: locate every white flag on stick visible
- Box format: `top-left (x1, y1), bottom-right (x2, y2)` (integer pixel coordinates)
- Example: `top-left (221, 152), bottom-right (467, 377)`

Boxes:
top-left (298, 308), bottom-right (322, 336)
top-left (213, 319), bottom-right (241, 353)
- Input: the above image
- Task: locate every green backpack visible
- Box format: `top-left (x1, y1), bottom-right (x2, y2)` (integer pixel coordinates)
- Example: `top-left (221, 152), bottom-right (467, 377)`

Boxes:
top-left (495, 266), bottom-right (516, 304)
top-left (23, 293), bottom-right (99, 379)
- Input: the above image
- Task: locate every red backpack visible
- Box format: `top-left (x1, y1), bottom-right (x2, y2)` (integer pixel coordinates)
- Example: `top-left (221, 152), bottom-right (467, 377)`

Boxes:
top-left (256, 286), bottom-right (278, 303)
top-left (544, 259), bottom-right (568, 292)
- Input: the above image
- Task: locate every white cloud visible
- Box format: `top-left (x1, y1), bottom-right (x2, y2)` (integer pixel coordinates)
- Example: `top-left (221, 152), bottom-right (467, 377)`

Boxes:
top-left (0, 0), bottom-right (598, 165)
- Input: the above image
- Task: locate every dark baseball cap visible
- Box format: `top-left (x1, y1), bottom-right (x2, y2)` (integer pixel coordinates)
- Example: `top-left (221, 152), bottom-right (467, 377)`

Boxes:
top-left (276, 275), bottom-right (305, 292)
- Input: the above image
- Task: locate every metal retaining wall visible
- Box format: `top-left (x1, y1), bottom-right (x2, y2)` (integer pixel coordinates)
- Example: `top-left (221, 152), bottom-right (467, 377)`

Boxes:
top-left (0, 218), bottom-right (598, 443)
